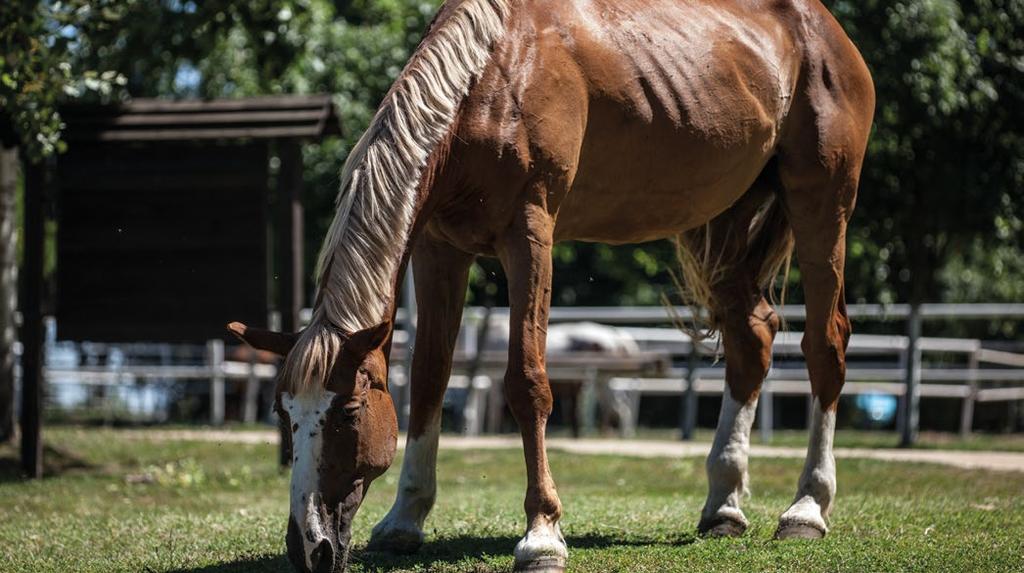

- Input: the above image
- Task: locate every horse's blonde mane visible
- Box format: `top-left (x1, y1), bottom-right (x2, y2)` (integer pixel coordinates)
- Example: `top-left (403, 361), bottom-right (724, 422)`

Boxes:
top-left (283, 0), bottom-right (511, 395)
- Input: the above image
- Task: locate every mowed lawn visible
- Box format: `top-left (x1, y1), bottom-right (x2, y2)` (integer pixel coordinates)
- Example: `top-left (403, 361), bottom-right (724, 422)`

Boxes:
top-left (1, 428), bottom-right (1023, 572)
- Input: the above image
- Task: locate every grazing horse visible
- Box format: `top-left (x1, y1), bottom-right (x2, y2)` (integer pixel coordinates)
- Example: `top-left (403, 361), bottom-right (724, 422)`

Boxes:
top-left (230, 0), bottom-right (874, 571)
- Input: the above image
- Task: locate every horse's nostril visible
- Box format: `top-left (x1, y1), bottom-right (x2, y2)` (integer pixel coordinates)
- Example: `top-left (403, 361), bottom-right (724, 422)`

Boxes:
top-left (311, 538), bottom-right (335, 573)
top-left (342, 402), bottom-right (361, 419)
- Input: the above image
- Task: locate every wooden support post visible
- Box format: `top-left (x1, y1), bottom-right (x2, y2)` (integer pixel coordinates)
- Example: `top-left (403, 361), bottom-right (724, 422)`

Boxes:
top-left (273, 140), bottom-right (304, 465)
top-left (681, 339), bottom-right (699, 440)
top-left (243, 357), bottom-right (259, 424)
top-left (465, 376), bottom-right (490, 436)
top-left (959, 349), bottom-right (979, 437)
top-left (464, 304), bottom-right (493, 436)
top-left (276, 141), bottom-right (304, 334)
top-left (900, 304), bottom-right (922, 447)
top-left (207, 339), bottom-right (225, 426)
top-left (895, 337), bottom-right (909, 438)
top-left (0, 144), bottom-right (17, 443)
top-left (20, 159), bottom-right (45, 478)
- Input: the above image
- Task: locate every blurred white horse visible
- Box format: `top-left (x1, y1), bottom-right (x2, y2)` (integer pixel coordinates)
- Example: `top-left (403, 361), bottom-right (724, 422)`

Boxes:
top-left (473, 317), bottom-right (640, 435)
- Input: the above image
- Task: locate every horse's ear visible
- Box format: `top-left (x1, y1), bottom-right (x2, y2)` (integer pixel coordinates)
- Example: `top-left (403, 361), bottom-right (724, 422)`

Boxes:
top-left (343, 321), bottom-right (392, 359)
top-left (227, 322), bottom-right (298, 357)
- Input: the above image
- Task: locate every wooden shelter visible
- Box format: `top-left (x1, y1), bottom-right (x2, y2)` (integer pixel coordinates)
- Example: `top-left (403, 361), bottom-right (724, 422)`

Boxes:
top-left (18, 95), bottom-right (342, 476)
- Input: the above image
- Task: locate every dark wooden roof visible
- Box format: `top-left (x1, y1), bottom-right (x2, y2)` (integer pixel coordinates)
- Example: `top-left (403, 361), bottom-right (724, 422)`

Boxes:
top-left (61, 95), bottom-right (343, 142)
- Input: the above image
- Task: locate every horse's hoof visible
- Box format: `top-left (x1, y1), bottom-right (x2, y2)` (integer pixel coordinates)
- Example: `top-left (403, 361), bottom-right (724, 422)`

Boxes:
top-left (514, 555), bottom-right (566, 573)
top-left (774, 522), bottom-right (826, 540)
top-left (697, 516), bottom-right (747, 538)
top-left (366, 526), bottom-right (424, 554)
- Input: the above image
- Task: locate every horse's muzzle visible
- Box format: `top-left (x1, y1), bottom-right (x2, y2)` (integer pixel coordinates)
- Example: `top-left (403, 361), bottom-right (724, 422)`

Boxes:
top-left (287, 514), bottom-right (350, 573)
top-left (287, 483), bottom-right (367, 573)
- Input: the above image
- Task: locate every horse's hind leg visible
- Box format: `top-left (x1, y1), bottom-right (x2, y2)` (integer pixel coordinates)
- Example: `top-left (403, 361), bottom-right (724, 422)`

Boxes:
top-left (773, 173), bottom-right (854, 539)
top-left (691, 181), bottom-right (784, 537)
top-left (369, 236), bottom-right (475, 553)
top-left (774, 90), bottom-right (870, 538)
top-left (699, 291), bottom-right (779, 537)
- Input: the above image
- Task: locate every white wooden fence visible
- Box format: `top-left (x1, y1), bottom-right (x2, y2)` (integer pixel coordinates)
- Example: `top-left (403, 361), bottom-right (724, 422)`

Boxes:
top-left (29, 303), bottom-right (1024, 447)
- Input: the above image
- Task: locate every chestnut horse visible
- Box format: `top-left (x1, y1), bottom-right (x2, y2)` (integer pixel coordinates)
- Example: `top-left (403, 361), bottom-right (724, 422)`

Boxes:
top-left (230, 0), bottom-right (874, 571)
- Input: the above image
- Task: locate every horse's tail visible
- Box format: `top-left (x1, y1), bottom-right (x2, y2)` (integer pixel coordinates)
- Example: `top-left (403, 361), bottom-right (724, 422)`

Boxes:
top-left (667, 166), bottom-right (794, 338)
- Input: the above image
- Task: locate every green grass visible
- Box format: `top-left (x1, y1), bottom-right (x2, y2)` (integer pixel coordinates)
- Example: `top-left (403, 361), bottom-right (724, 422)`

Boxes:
top-left (1, 428), bottom-right (1023, 572)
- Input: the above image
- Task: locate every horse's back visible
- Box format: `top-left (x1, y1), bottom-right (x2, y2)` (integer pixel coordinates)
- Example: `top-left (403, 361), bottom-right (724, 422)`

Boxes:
top-left (445, 0), bottom-right (872, 246)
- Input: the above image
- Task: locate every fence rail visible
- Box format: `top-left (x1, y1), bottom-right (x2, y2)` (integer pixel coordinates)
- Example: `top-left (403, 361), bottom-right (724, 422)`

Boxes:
top-left (26, 303), bottom-right (1024, 447)
top-left (376, 303), bottom-right (1024, 325)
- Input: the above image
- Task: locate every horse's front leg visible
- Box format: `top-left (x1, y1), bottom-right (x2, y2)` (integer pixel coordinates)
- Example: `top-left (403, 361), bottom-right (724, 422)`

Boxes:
top-left (369, 236), bottom-right (475, 553)
top-left (497, 199), bottom-right (567, 572)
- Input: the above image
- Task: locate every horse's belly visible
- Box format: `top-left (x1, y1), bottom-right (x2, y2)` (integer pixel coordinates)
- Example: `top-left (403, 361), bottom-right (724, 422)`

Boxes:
top-left (553, 104), bottom-right (776, 244)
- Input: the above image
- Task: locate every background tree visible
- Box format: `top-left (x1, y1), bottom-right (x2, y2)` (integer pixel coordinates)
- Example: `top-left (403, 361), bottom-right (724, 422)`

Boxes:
top-left (828, 0), bottom-right (1024, 309)
top-left (1, 1), bottom-right (125, 441)
top-left (9, 0), bottom-right (1024, 319)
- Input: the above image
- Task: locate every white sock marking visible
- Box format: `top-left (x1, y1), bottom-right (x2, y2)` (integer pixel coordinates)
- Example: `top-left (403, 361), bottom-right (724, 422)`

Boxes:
top-left (374, 423), bottom-right (441, 539)
top-left (702, 392), bottom-right (758, 526)
top-left (779, 398), bottom-right (837, 532)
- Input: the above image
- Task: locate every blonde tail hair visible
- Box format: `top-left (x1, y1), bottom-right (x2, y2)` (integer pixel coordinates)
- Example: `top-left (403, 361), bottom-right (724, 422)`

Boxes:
top-left (667, 190), bottom-right (794, 339)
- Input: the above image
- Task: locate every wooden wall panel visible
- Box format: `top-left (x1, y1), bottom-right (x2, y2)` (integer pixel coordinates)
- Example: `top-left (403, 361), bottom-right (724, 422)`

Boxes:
top-left (56, 142), bottom-right (269, 342)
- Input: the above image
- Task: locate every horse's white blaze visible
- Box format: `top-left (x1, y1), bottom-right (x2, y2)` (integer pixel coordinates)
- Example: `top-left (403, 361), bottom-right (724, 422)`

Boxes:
top-left (283, 391), bottom-right (336, 569)
top-left (373, 424), bottom-right (441, 540)
top-left (779, 399), bottom-right (837, 532)
top-left (702, 392), bottom-right (758, 526)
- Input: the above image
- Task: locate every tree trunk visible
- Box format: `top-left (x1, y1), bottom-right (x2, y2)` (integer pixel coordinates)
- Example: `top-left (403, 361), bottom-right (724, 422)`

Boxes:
top-left (0, 145), bottom-right (18, 443)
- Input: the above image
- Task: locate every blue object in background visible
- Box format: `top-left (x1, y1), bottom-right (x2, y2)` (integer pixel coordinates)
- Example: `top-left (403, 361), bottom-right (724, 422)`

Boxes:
top-left (854, 393), bottom-right (898, 428)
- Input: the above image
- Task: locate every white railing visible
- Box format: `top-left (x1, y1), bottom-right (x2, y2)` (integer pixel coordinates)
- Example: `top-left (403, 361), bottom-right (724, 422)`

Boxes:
top-left (33, 303), bottom-right (1024, 443)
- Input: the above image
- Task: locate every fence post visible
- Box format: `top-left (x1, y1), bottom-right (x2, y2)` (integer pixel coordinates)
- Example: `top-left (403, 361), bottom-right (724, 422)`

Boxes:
top-left (0, 144), bottom-right (18, 444)
top-left (900, 303), bottom-right (922, 447)
top-left (243, 357), bottom-right (259, 424)
top-left (464, 304), bottom-right (493, 435)
top-left (759, 377), bottom-right (774, 444)
top-left (959, 347), bottom-right (979, 437)
top-left (207, 339), bottom-right (225, 426)
top-left (681, 338), bottom-right (699, 440)
top-left (20, 158), bottom-right (46, 478)
top-left (397, 269), bottom-right (416, 432)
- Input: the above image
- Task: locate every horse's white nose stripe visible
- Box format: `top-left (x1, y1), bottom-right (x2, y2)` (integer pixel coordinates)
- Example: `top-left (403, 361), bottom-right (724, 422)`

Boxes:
top-left (283, 391), bottom-right (336, 569)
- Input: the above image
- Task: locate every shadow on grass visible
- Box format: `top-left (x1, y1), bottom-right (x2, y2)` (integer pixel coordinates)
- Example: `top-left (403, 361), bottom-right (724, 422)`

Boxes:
top-left (167, 533), bottom-right (696, 573)
top-left (353, 532), bottom-right (697, 572)
top-left (0, 443), bottom-right (95, 483)
top-left (166, 555), bottom-right (290, 573)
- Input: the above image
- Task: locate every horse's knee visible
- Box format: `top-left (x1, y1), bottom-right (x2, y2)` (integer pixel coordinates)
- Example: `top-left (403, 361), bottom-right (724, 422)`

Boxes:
top-left (504, 366), bottom-right (553, 423)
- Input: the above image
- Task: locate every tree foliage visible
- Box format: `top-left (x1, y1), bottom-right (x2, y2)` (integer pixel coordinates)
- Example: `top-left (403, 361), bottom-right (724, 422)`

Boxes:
top-left (829, 0), bottom-right (1024, 304)
top-left (0, 1), bottom-right (125, 160)
top-left (7, 0), bottom-right (1024, 307)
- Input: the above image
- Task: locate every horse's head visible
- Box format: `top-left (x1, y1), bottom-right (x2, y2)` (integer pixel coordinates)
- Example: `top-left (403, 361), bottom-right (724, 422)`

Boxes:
top-left (228, 320), bottom-right (398, 573)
